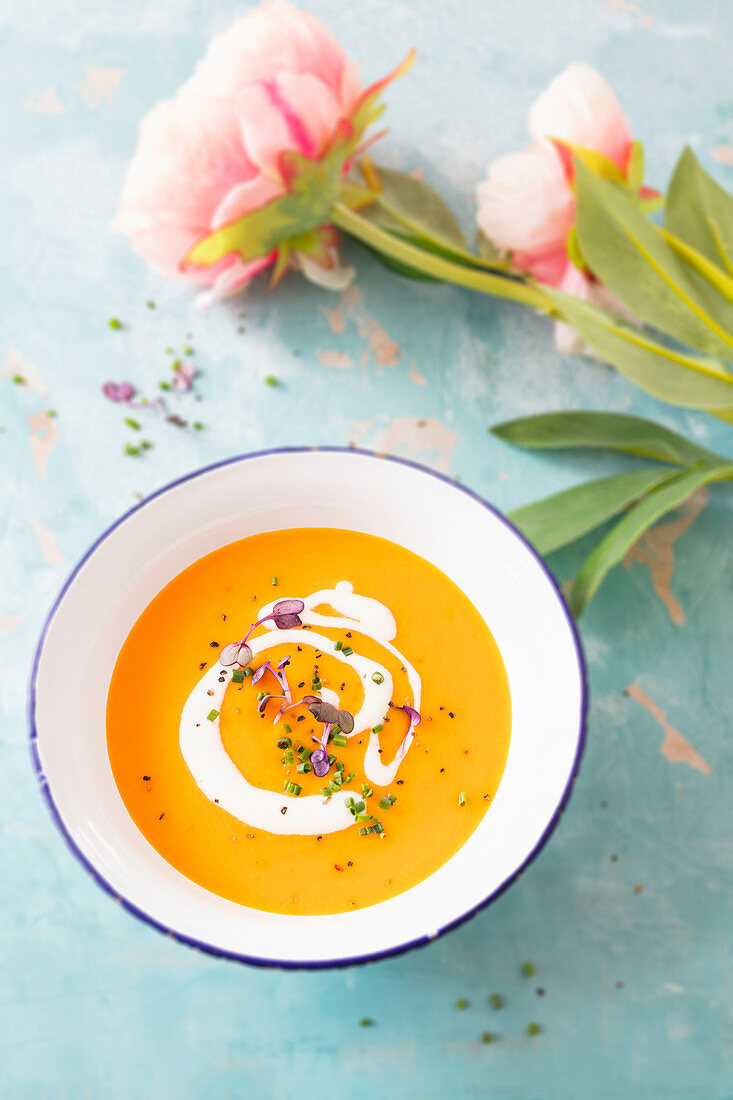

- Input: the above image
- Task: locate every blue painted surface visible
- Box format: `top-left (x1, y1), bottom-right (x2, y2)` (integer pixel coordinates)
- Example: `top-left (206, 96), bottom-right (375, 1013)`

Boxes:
top-left (2, 0), bottom-right (732, 1095)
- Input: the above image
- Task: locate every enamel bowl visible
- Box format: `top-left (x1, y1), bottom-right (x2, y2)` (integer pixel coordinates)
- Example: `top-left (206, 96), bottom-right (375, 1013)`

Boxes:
top-left (30, 448), bottom-right (587, 968)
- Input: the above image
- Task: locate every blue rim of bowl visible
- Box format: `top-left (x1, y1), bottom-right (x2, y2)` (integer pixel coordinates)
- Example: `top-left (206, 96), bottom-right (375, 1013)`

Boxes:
top-left (28, 445), bottom-right (588, 970)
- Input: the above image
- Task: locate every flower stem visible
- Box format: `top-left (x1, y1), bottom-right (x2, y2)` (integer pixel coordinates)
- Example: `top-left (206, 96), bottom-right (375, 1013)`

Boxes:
top-left (331, 203), bottom-right (553, 313)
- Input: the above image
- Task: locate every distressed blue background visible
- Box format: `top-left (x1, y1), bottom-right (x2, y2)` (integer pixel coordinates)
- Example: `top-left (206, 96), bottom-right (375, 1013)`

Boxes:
top-left (2, 0), bottom-right (732, 1095)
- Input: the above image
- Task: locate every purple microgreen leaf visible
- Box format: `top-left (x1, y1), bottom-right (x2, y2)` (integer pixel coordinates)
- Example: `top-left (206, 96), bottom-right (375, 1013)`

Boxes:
top-left (271, 612), bottom-right (302, 629)
top-left (219, 641), bottom-right (253, 667)
top-left (399, 705), bottom-right (421, 729)
top-left (273, 599), bottom-right (305, 616)
top-left (256, 692), bottom-right (284, 714)
top-left (102, 381), bottom-right (135, 403)
top-left (251, 661), bottom-right (271, 685)
top-left (336, 708), bottom-right (354, 734)
top-left (310, 747), bottom-right (330, 777)
top-left (276, 655), bottom-right (292, 674)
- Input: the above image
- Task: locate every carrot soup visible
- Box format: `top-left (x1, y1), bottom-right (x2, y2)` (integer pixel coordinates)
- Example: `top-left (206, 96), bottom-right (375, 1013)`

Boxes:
top-left (106, 528), bottom-right (511, 915)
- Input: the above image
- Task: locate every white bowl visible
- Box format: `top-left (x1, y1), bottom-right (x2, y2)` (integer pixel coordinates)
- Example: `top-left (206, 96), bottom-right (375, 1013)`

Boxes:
top-left (30, 448), bottom-right (587, 968)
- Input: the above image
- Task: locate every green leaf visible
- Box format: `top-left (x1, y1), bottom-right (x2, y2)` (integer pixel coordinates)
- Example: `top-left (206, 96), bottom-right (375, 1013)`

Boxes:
top-left (509, 467), bottom-right (673, 555)
top-left (569, 462), bottom-right (733, 617)
top-left (543, 288), bottom-right (733, 413)
top-left (573, 161), bottom-right (733, 359)
top-left (360, 164), bottom-right (468, 253)
top-left (665, 146), bottom-right (733, 276)
top-left (662, 228), bottom-right (733, 305)
top-left (491, 410), bottom-right (721, 465)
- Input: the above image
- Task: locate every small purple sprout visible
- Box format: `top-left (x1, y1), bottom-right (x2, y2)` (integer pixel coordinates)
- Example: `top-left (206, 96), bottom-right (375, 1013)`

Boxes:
top-left (102, 381), bottom-right (136, 403)
top-left (219, 641), bottom-right (253, 668)
top-left (302, 696), bottom-right (354, 734)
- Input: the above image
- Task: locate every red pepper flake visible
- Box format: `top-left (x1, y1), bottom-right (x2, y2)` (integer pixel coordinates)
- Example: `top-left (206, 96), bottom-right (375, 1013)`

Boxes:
top-left (335, 864), bottom-right (344, 872)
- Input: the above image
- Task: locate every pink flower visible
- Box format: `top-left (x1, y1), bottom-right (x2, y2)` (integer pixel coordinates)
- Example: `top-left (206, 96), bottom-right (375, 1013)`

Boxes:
top-left (476, 64), bottom-right (637, 348)
top-left (113, 2), bottom-right (409, 305)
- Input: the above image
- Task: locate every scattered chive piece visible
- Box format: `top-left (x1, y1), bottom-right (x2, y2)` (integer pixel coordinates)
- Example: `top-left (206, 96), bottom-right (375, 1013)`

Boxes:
top-left (361, 785), bottom-right (373, 798)
top-left (264, 374), bottom-right (279, 387)
top-left (296, 762), bottom-right (312, 773)
top-left (107, 317), bottom-right (122, 330)
top-left (327, 753), bottom-right (336, 766)
top-left (124, 417), bottom-right (141, 430)
top-left (359, 1018), bottom-right (375, 1028)
top-left (257, 691), bottom-right (265, 701)
top-left (283, 781), bottom-right (301, 796)
top-left (124, 443), bottom-right (140, 456)
top-left (183, 344), bottom-right (194, 355)
top-left (372, 724), bottom-right (383, 734)
top-left (333, 734), bottom-right (348, 748)
top-left (321, 787), bottom-right (332, 798)
top-left (271, 576), bottom-right (278, 586)
top-left (458, 791), bottom-right (467, 807)
top-left (46, 409), bottom-right (57, 417)
top-left (232, 669), bottom-right (245, 683)
top-left (281, 751), bottom-right (294, 765)
top-left (334, 640), bottom-right (343, 651)
top-left (159, 381), bottom-right (171, 391)
top-left (374, 821), bottom-right (384, 834)
top-left (481, 1031), bottom-right (495, 1044)
top-left (521, 961), bottom-right (535, 978)
top-left (335, 760), bottom-right (344, 772)
top-left (282, 723), bottom-right (292, 734)
top-left (244, 667), bottom-right (254, 677)
top-left (299, 748), bottom-right (312, 762)
top-left (455, 998), bottom-right (469, 1010)
top-left (489, 993), bottom-right (503, 1010)
top-left (354, 814), bottom-right (369, 824)
top-left (276, 737), bottom-right (291, 750)
top-left (193, 421), bottom-right (204, 430)
top-left (345, 772), bottom-right (355, 784)
top-left (11, 374), bottom-right (25, 384)
top-left (387, 793), bottom-right (397, 804)
top-left (146, 300), bottom-right (156, 309)
top-left (371, 671), bottom-right (384, 684)
top-left (171, 358), bottom-right (182, 372)
top-left (341, 646), bottom-right (353, 656)
top-left (358, 827), bottom-right (368, 836)
top-left (140, 439), bottom-right (153, 450)
top-left (379, 798), bottom-right (392, 810)
top-left (206, 709), bottom-right (219, 722)
top-left (526, 1022), bottom-right (541, 1036)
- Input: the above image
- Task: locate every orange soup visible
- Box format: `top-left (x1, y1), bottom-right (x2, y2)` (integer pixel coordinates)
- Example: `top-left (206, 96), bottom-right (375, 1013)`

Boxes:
top-left (106, 528), bottom-right (511, 915)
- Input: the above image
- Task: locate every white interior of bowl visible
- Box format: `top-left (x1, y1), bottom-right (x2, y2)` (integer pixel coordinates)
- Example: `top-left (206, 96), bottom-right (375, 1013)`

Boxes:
top-left (32, 449), bottom-right (585, 965)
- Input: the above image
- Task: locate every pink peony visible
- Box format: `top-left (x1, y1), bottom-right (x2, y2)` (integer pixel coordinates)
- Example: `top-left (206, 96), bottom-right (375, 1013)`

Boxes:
top-left (476, 63), bottom-right (637, 347)
top-left (113, 2), bottom-right (405, 305)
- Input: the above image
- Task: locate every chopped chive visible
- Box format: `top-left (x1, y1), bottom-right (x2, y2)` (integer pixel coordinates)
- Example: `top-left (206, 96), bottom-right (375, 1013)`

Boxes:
top-left (107, 317), bottom-right (122, 330)
top-left (341, 646), bottom-right (353, 656)
top-left (481, 1031), bottom-right (495, 1044)
top-left (299, 748), bottom-right (312, 762)
top-left (264, 374), bottom-right (279, 387)
top-left (331, 771), bottom-right (343, 787)
top-left (489, 993), bottom-right (503, 1010)
top-left (276, 737), bottom-right (291, 750)
top-left (345, 772), bottom-right (355, 784)
top-left (183, 344), bottom-right (194, 355)
top-left (244, 667), bottom-right (254, 677)
top-left (521, 961), bottom-right (535, 978)
top-left (387, 793), bottom-right (397, 805)
top-left (171, 358), bottom-right (182, 372)
top-left (232, 669), bottom-right (245, 683)
top-left (271, 576), bottom-right (277, 586)
top-left (159, 381), bottom-right (171, 391)
top-left (327, 754), bottom-right (336, 766)
top-left (257, 692), bottom-right (266, 701)
top-left (124, 417), bottom-right (141, 430)
top-left (296, 762), bottom-right (312, 773)
top-left (206, 709), bottom-right (219, 722)
top-left (46, 409), bottom-right (57, 417)
top-left (379, 798), bottom-right (392, 811)
top-left (374, 821), bottom-right (384, 834)
top-left (165, 346), bottom-right (174, 354)
top-left (282, 723), bottom-right (291, 734)
top-left (354, 814), bottom-right (369, 824)
top-left (146, 300), bottom-right (156, 309)
top-left (333, 734), bottom-right (348, 748)
top-left (358, 827), bottom-right (369, 836)
top-left (371, 671), bottom-right (384, 684)
top-left (526, 1022), bottom-right (541, 1036)
top-left (361, 785), bottom-right (373, 798)
top-left (281, 751), bottom-right (294, 765)
top-left (353, 801), bottom-right (365, 814)
top-left (140, 439), bottom-right (153, 451)
top-left (335, 760), bottom-right (344, 772)
top-left (372, 724), bottom-right (383, 734)
top-left (359, 1018), bottom-right (375, 1028)
top-left (321, 787), bottom-right (332, 798)
top-left (458, 791), bottom-right (467, 807)
top-left (193, 421), bottom-right (204, 431)
top-left (11, 374), bottom-right (25, 384)
top-left (283, 781), bottom-right (301, 796)
top-left (124, 443), bottom-right (140, 456)
top-left (455, 998), bottom-right (469, 1010)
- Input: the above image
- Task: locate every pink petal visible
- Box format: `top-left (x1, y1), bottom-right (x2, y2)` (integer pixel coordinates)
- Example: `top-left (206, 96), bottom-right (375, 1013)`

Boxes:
top-left (212, 175), bottom-right (284, 230)
top-left (195, 253), bottom-right (275, 308)
top-left (476, 145), bottom-right (574, 258)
